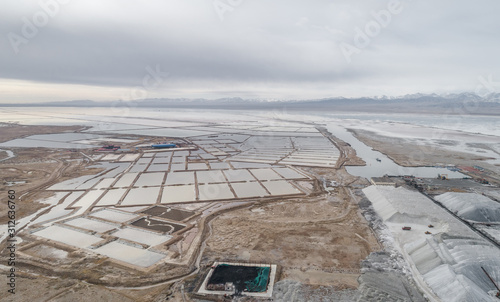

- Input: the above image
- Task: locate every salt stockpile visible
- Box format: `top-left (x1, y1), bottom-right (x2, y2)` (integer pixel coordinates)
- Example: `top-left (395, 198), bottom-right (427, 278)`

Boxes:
top-left (362, 186), bottom-right (500, 302)
top-left (435, 192), bottom-right (500, 223)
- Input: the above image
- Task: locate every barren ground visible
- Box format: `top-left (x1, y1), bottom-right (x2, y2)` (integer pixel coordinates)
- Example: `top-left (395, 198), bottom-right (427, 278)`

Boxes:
top-left (203, 182), bottom-right (380, 289)
top-left (350, 128), bottom-right (497, 168)
top-left (0, 123), bottom-right (83, 143)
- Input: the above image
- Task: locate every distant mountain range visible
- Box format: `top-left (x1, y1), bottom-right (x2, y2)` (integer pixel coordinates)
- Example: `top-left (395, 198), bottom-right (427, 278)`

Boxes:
top-left (4, 92), bottom-right (500, 115)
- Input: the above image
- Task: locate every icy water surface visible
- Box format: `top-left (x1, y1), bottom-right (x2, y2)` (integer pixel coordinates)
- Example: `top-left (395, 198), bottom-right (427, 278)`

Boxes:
top-left (327, 123), bottom-right (467, 179)
top-left (1, 107), bottom-right (497, 180)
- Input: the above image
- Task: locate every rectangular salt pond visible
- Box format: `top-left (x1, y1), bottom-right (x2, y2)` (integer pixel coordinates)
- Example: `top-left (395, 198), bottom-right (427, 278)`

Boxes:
top-left (155, 152), bottom-right (174, 158)
top-left (147, 164), bottom-right (170, 172)
top-left (231, 182), bottom-right (269, 198)
top-left (172, 156), bottom-right (186, 164)
top-left (161, 185), bottom-right (196, 203)
top-left (33, 225), bottom-right (102, 248)
top-left (74, 177), bottom-right (103, 190)
top-left (196, 170), bottom-right (226, 184)
top-left (112, 227), bottom-right (172, 246)
top-left (262, 180), bottom-right (301, 195)
top-left (93, 241), bottom-right (165, 267)
top-left (115, 206), bottom-right (148, 213)
top-left (230, 162), bottom-right (272, 169)
top-left (250, 169), bottom-right (284, 181)
top-left (119, 154), bottom-right (140, 162)
top-left (133, 172), bottom-right (165, 187)
top-left (188, 163), bottom-right (208, 170)
top-left (198, 183), bottom-right (235, 200)
top-left (170, 163), bottom-right (186, 171)
top-left (64, 217), bottom-right (118, 233)
top-left (99, 163), bottom-right (130, 178)
top-left (209, 162), bottom-right (231, 170)
top-left (101, 154), bottom-right (122, 161)
top-left (129, 163), bottom-right (148, 173)
top-left (272, 167), bottom-right (307, 179)
top-left (93, 178), bottom-right (116, 189)
top-left (132, 217), bottom-right (185, 233)
top-left (199, 153), bottom-right (217, 160)
top-left (113, 173), bottom-right (138, 188)
top-left (95, 189), bottom-right (127, 206)
top-left (174, 151), bottom-right (190, 156)
top-left (89, 209), bottom-right (137, 223)
top-left (165, 171), bottom-right (195, 185)
top-left (71, 190), bottom-right (104, 208)
top-left (152, 157), bottom-right (171, 164)
top-left (121, 187), bottom-right (160, 206)
top-left (223, 169), bottom-right (256, 182)
top-left (137, 157), bottom-right (152, 165)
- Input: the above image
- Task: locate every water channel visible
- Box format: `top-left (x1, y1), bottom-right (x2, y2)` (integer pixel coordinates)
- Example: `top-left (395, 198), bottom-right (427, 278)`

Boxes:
top-left (326, 123), bottom-right (467, 179)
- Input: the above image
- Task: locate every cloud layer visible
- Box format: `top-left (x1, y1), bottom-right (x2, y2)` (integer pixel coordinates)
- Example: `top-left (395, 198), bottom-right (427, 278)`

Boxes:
top-left (1, 0), bottom-right (499, 102)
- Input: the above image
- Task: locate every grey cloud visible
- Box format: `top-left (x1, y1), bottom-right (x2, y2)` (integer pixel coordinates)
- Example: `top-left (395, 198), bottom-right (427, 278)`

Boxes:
top-left (1, 0), bottom-right (499, 101)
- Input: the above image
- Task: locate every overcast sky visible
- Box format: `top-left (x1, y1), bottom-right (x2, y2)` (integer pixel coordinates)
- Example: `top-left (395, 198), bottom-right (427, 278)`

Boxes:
top-left (1, 0), bottom-right (499, 103)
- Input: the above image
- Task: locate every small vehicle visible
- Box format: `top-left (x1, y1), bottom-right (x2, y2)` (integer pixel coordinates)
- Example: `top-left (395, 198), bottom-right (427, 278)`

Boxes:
top-left (402, 226), bottom-right (411, 231)
top-left (428, 224), bottom-right (434, 228)
top-left (425, 231), bottom-right (432, 234)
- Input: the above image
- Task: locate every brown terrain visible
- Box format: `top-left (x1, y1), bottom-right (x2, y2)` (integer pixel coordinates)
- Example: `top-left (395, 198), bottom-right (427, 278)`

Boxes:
top-left (204, 189), bottom-right (380, 289)
top-left (1, 124), bottom-right (382, 302)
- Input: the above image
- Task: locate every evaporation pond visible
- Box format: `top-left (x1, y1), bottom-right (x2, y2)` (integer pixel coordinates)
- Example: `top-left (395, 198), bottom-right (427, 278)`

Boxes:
top-left (119, 154), bottom-right (140, 162)
top-left (161, 185), bottom-right (196, 203)
top-left (196, 170), bottom-right (226, 184)
top-left (95, 189), bottom-right (127, 206)
top-left (152, 157), bottom-right (171, 164)
top-left (101, 154), bottom-right (121, 161)
top-left (131, 217), bottom-right (185, 233)
top-left (198, 183), bottom-right (235, 200)
top-left (273, 167), bottom-right (307, 179)
top-left (134, 172), bottom-right (165, 187)
top-left (231, 182), bottom-right (269, 198)
top-left (147, 164), bottom-right (170, 172)
top-left (223, 169), bottom-right (255, 182)
top-left (31, 191), bottom-right (83, 224)
top-left (121, 187), bottom-right (160, 206)
top-left (165, 171), bottom-right (195, 185)
top-left (33, 225), bottom-right (102, 248)
top-left (209, 162), bottom-right (231, 169)
top-left (262, 180), bottom-right (301, 195)
top-left (94, 178), bottom-right (116, 189)
top-left (188, 163), bottom-right (208, 170)
top-left (113, 173), bottom-right (138, 187)
top-left (142, 206), bottom-right (195, 221)
top-left (64, 218), bottom-right (118, 233)
top-left (71, 190), bottom-right (104, 208)
top-left (93, 241), bottom-right (165, 267)
top-left (89, 209), bottom-right (137, 223)
top-left (112, 227), bottom-right (172, 246)
top-left (250, 169), bottom-right (283, 181)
